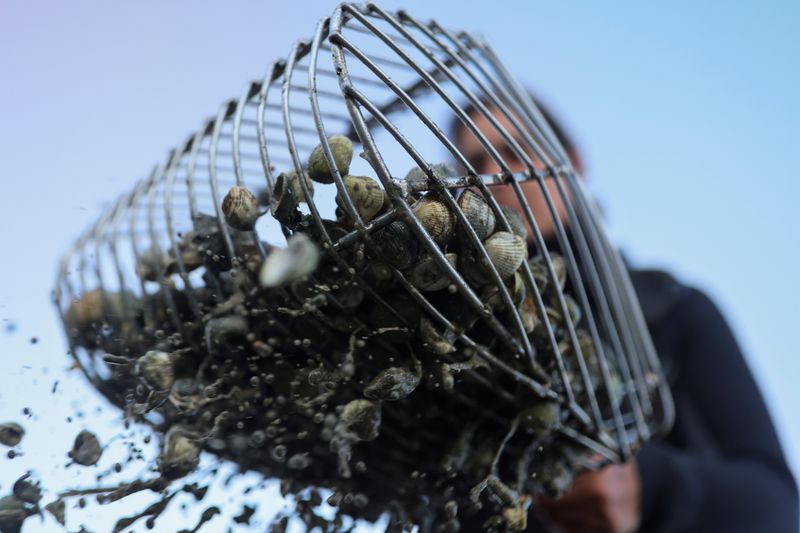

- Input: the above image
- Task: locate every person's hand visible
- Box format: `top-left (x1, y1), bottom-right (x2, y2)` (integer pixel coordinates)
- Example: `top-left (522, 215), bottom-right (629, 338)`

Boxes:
top-left (536, 460), bottom-right (642, 533)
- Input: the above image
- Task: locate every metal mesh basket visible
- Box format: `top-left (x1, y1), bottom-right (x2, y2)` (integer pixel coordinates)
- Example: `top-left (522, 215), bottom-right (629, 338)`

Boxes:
top-left (53, 2), bottom-right (673, 529)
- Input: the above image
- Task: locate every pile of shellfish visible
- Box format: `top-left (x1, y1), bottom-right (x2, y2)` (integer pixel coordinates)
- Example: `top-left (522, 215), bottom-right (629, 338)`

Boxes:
top-left (61, 135), bottom-right (625, 532)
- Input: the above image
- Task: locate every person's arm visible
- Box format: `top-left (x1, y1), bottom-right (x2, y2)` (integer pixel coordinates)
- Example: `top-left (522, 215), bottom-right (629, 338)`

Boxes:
top-left (635, 288), bottom-right (797, 532)
top-left (538, 288), bottom-right (797, 533)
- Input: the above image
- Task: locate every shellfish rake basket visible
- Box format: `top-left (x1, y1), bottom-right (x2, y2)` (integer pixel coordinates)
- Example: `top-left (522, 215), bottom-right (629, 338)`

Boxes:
top-left (53, 1), bottom-right (673, 526)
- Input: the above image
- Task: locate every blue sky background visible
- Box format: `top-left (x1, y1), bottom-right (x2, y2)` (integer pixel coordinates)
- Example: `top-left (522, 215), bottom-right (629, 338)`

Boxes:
top-left (1, 1), bottom-right (798, 531)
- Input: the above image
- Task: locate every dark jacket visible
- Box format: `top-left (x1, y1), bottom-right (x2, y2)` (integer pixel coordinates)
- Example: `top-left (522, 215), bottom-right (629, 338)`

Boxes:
top-left (631, 268), bottom-right (797, 532)
top-left (462, 267), bottom-right (798, 532)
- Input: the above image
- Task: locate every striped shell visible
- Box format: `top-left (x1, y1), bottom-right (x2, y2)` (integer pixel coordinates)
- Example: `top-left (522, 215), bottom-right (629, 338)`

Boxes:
top-left (412, 195), bottom-right (455, 244)
top-left (457, 189), bottom-right (495, 241)
top-left (483, 231), bottom-right (527, 280)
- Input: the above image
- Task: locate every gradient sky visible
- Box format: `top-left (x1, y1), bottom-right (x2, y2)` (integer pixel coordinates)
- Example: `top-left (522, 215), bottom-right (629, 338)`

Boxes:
top-left (1, 1), bottom-right (798, 531)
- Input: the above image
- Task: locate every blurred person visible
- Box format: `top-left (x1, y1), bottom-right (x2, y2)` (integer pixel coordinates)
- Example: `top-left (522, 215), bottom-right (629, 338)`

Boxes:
top-left (450, 96), bottom-right (798, 532)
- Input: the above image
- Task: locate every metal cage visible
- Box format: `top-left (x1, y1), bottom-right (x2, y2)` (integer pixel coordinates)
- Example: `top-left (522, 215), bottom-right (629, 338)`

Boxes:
top-left (53, 0), bottom-right (673, 516)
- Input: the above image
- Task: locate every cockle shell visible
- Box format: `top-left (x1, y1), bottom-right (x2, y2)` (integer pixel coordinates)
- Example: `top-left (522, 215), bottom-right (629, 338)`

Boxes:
top-left (532, 306), bottom-right (564, 343)
top-left (271, 172), bottom-right (300, 227)
top-left (528, 252), bottom-right (567, 293)
top-left (204, 315), bottom-right (248, 354)
top-left (412, 195), bottom-right (455, 244)
top-left (136, 350), bottom-right (176, 391)
top-left (277, 170), bottom-right (314, 203)
top-left (518, 296), bottom-right (539, 334)
top-left (409, 253), bottom-right (457, 291)
top-left (222, 185), bottom-right (260, 231)
top-left (307, 135), bottom-right (353, 184)
top-left (70, 430), bottom-right (102, 466)
top-left (457, 189), bottom-right (495, 241)
top-left (158, 426), bottom-right (200, 479)
top-left (373, 220), bottom-right (417, 270)
top-left (420, 316), bottom-right (457, 354)
top-left (167, 241), bottom-right (204, 275)
top-left (563, 294), bottom-right (582, 326)
top-left (340, 399), bottom-right (381, 441)
top-left (520, 400), bottom-right (561, 435)
top-left (404, 163), bottom-right (454, 184)
top-left (510, 270), bottom-right (527, 306)
top-left (499, 205), bottom-right (528, 241)
top-left (0, 423), bottom-right (24, 447)
top-left (483, 231), bottom-right (527, 280)
top-left (136, 246), bottom-right (168, 282)
top-left (364, 367), bottom-right (420, 401)
top-left (337, 175), bottom-right (385, 223)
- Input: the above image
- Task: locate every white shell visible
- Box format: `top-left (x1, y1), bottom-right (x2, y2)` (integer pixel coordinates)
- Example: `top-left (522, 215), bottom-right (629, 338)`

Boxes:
top-left (260, 233), bottom-right (321, 288)
top-left (483, 231), bottom-right (527, 280)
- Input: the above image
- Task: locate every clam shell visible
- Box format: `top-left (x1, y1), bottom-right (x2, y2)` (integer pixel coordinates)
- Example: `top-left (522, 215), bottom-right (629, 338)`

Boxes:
top-left (159, 426), bottom-right (200, 478)
top-left (420, 316), bottom-right (456, 354)
top-left (364, 367), bottom-right (419, 401)
top-left (483, 231), bottom-right (527, 280)
top-left (499, 205), bottom-right (528, 241)
top-left (136, 350), bottom-right (175, 391)
top-left (337, 175), bottom-right (385, 223)
top-left (480, 283), bottom-right (505, 311)
top-left (279, 170), bottom-right (314, 203)
top-left (529, 252), bottom-right (567, 294)
top-left (410, 253), bottom-right (457, 291)
top-left (404, 163), bottom-right (454, 184)
top-left (547, 252), bottom-right (567, 291)
top-left (222, 185), bottom-right (260, 231)
top-left (457, 189), bottom-right (495, 240)
top-left (518, 296), bottom-right (539, 334)
top-left (270, 173), bottom-right (300, 227)
top-left (520, 401), bottom-right (561, 435)
top-left (136, 246), bottom-right (167, 282)
top-left (459, 252), bottom-right (492, 287)
top-left (563, 294), bottom-right (582, 326)
top-left (532, 305), bottom-right (563, 343)
top-left (373, 220), bottom-right (418, 270)
top-left (412, 195), bottom-right (455, 244)
top-left (340, 399), bottom-right (381, 441)
top-left (307, 135), bottom-right (353, 184)
top-left (510, 270), bottom-right (526, 306)
top-left (0, 423), bottom-right (24, 447)
top-left (70, 430), bottom-right (102, 466)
